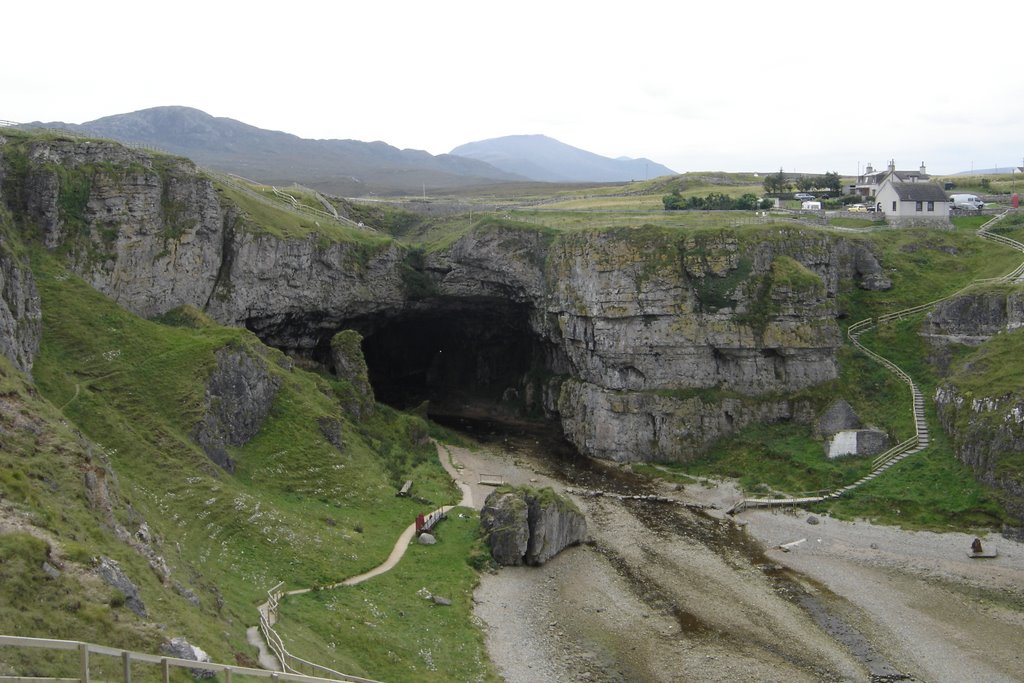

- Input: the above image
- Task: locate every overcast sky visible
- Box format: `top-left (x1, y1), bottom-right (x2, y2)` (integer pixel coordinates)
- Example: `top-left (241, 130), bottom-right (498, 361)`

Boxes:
top-left (4, 0), bottom-right (1021, 176)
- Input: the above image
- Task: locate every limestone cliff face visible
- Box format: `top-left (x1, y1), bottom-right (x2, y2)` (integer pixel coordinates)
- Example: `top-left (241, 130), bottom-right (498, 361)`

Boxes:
top-left (1, 139), bottom-right (889, 464)
top-left (0, 230), bottom-right (41, 373)
top-left (927, 287), bottom-right (1024, 518)
top-left (935, 387), bottom-right (1024, 519)
top-left (0, 137), bottom-right (405, 350)
top-left (923, 290), bottom-right (1024, 345)
top-left (1, 138), bottom-right (227, 317)
top-left (204, 232), bottom-right (406, 352)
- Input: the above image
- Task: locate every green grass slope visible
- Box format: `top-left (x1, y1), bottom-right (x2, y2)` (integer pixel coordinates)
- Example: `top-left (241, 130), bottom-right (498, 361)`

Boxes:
top-left (1, 245), bottom-right (494, 679)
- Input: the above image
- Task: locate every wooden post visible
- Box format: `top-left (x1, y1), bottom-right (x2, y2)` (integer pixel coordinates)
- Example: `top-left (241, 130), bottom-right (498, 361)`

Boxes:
top-left (161, 658), bottom-right (170, 683)
top-left (224, 667), bottom-right (232, 683)
top-left (122, 651), bottom-right (131, 683)
top-left (78, 642), bottom-right (89, 683)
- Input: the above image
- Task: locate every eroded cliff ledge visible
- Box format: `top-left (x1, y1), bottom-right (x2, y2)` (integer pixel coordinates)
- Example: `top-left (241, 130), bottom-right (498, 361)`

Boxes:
top-left (0, 137), bottom-right (889, 463)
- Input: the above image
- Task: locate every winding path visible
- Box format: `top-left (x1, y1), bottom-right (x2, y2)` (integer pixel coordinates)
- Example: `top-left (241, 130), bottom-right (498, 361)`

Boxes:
top-left (252, 441), bottom-right (473, 678)
top-left (730, 210), bottom-right (1022, 513)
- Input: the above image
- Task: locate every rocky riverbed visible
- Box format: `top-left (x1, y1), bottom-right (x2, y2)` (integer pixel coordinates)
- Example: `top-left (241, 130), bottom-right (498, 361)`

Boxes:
top-left (444, 421), bottom-right (1024, 683)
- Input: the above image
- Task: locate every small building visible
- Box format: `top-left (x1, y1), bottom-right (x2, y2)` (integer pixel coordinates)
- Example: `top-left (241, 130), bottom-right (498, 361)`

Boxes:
top-left (875, 176), bottom-right (951, 228)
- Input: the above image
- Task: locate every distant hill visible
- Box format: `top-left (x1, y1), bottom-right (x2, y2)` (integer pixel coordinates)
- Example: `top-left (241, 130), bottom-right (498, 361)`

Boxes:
top-left (26, 106), bottom-right (524, 196)
top-left (952, 167), bottom-right (1020, 176)
top-left (450, 134), bottom-right (676, 183)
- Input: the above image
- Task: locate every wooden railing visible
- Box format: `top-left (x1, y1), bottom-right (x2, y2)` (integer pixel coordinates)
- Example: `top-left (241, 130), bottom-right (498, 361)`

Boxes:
top-left (730, 210), bottom-right (1022, 513)
top-left (256, 584), bottom-right (383, 683)
top-left (0, 634), bottom-right (373, 683)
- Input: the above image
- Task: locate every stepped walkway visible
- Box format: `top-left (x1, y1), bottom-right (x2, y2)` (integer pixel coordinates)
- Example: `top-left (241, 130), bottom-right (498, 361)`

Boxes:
top-left (729, 210), bottom-right (1022, 514)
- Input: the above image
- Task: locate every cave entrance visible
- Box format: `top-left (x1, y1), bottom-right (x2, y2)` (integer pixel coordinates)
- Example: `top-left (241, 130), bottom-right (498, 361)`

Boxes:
top-left (348, 299), bottom-right (557, 421)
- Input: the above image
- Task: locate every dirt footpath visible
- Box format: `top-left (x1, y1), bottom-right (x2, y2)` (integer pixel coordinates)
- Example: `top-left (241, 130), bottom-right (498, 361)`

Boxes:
top-left (460, 443), bottom-right (1024, 683)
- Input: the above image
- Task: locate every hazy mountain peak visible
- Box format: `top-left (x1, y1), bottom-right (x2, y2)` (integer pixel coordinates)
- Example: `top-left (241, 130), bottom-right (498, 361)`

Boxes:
top-left (450, 135), bottom-right (676, 183)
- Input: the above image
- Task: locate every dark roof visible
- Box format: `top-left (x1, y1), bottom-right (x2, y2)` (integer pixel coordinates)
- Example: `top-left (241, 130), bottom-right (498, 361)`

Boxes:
top-left (893, 171), bottom-right (930, 182)
top-left (891, 182), bottom-right (948, 202)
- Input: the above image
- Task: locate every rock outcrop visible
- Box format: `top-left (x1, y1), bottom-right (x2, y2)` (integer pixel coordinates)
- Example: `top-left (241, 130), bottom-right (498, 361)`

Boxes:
top-left (160, 637), bottom-right (215, 679)
top-left (1, 137), bottom-right (895, 464)
top-left (480, 487), bottom-right (587, 566)
top-left (0, 227), bottom-right (41, 373)
top-left (935, 386), bottom-right (1024, 519)
top-left (95, 556), bottom-right (146, 617)
top-left (330, 329), bottom-right (374, 417)
top-left (923, 289), bottom-right (1024, 345)
top-left (193, 346), bottom-right (282, 471)
top-left (927, 287), bottom-right (1024, 520)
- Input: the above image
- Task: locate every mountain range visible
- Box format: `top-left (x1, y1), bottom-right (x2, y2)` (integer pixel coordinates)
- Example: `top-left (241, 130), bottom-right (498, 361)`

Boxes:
top-left (26, 106), bottom-right (677, 195)
top-left (451, 134), bottom-right (676, 183)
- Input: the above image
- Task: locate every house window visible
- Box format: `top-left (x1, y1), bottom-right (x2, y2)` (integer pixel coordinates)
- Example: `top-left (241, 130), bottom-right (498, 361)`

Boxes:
top-left (892, 201), bottom-right (897, 212)
top-left (916, 201), bottom-right (923, 212)
top-left (927, 201), bottom-right (935, 212)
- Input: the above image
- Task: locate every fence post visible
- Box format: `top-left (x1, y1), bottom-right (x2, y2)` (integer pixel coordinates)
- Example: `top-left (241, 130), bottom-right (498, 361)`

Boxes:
top-left (79, 642), bottom-right (89, 683)
top-left (225, 667), bottom-right (233, 683)
top-left (122, 651), bottom-right (131, 683)
top-left (161, 658), bottom-right (170, 683)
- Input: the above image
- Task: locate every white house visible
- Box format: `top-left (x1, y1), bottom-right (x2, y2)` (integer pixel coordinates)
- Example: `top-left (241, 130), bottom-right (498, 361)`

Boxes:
top-left (875, 176), bottom-right (950, 227)
top-left (853, 160), bottom-right (931, 197)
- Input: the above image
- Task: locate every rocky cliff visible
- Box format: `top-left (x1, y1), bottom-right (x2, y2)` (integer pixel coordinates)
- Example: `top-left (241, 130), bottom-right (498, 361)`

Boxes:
top-left (935, 386), bottom-right (1024, 519)
top-left (929, 287), bottom-right (1024, 520)
top-left (427, 225), bottom-right (883, 461)
top-left (0, 135), bottom-right (890, 463)
top-left (0, 218), bottom-right (40, 373)
top-left (479, 487), bottom-right (587, 566)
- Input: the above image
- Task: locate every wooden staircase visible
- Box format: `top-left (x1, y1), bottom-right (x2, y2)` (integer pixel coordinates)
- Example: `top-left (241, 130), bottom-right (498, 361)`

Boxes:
top-left (729, 211), bottom-right (1019, 514)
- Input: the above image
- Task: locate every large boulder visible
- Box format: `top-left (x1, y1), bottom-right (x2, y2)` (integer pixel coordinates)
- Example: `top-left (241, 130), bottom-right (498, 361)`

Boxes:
top-left (817, 399), bottom-right (862, 437)
top-left (480, 487), bottom-right (586, 566)
top-left (160, 637), bottom-right (215, 679)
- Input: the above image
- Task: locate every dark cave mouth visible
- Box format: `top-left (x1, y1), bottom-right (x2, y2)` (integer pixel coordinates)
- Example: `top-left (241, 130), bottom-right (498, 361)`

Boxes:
top-left (346, 300), bottom-right (557, 421)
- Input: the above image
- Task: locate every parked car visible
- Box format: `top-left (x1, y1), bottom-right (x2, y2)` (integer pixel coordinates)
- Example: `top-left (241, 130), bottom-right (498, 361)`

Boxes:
top-left (848, 204), bottom-right (868, 212)
top-left (794, 193), bottom-right (815, 200)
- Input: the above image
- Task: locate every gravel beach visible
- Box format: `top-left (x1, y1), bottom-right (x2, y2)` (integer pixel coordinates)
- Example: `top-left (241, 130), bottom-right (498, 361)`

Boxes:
top-left (451, 440), bottom-right (1024, 682)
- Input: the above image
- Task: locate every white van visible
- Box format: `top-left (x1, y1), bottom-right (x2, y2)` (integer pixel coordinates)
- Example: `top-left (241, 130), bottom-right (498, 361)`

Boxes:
top-left (801, 200), bottom-right (822, 211)
top-left (949, 194), bottom-right (985, 211)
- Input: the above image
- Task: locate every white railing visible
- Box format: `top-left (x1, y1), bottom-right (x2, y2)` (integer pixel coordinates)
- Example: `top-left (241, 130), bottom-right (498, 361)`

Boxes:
top-left (0, 634), bottom-right (374, 683)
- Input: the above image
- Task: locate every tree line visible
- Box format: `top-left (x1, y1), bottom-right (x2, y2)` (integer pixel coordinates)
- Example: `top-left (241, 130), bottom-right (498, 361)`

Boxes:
top-left (663, 191), bottom-right (773, 211)
top-left (763, 169), bottom-right (842, 195)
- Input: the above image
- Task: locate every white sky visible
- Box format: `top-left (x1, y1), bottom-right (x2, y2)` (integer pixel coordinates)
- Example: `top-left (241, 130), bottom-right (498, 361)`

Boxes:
top-left (4, 0), bottom-right (1022, 176)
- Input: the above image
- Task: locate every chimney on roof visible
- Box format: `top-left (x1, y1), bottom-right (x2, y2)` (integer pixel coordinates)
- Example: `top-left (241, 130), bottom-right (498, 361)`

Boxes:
top-left (865, 163), bottom-right (874, 174)
top-left (920, 162), bottom-right (927, 175)
top-left (888, 159), bottom-right (896, 172)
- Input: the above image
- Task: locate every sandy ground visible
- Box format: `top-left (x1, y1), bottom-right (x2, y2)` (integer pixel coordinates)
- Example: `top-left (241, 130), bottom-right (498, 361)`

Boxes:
top-left (454, 442), bottom-right (1024, 683)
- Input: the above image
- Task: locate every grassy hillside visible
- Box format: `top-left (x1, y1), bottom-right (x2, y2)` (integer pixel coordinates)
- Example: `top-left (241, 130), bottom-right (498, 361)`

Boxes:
top-left (1, 244), bottom-right (495, 678)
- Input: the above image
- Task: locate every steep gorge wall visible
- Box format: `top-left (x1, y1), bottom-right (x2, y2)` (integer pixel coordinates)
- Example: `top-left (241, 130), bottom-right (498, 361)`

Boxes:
top-left (928, 289), bottom-right (1024, 518)
top-left (428, 226), bottom-right (882, 461)
top-left (0, 138), bottom-right (886, 463)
